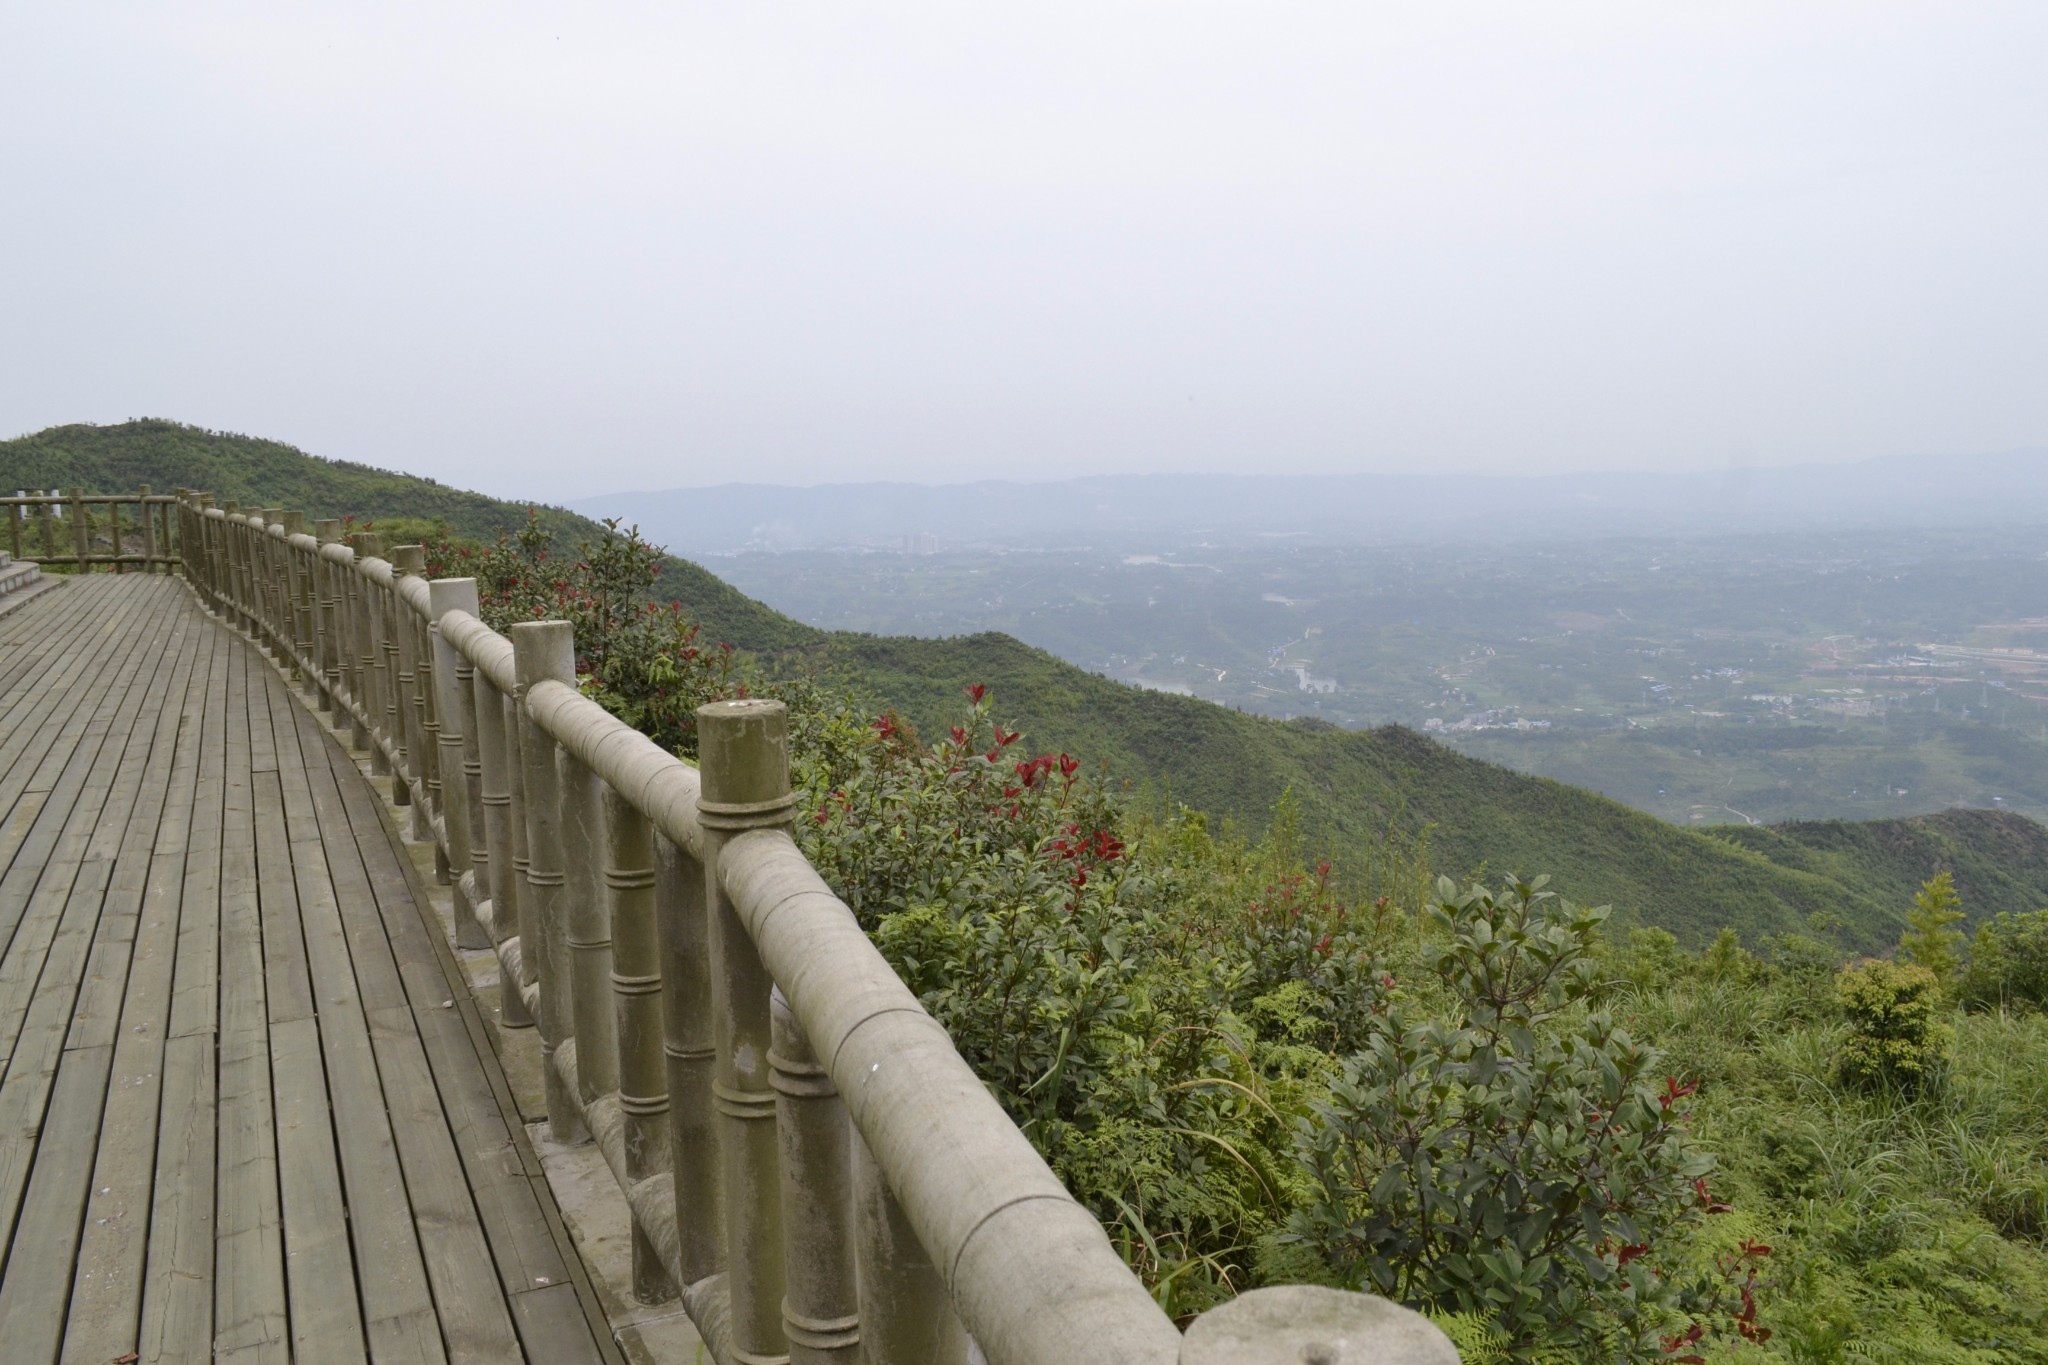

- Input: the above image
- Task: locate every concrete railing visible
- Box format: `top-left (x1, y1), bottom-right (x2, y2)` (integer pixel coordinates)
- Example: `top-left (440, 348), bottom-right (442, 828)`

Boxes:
top-left (177, 493), bottom-right (1461, 1365)
top-left (6, 487), bottom-right (180, 572)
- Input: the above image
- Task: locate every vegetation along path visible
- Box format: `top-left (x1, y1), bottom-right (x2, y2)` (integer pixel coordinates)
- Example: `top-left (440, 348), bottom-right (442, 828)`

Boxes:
top-left (0, 574), bottom-right (616, 1364)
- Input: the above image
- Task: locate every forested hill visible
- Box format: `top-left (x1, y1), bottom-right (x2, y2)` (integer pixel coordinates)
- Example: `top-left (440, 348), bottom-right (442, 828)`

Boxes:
top-left (0, 419), bottom-right (821, 652)
top-left (12, 419), bottom-right (2047, 951)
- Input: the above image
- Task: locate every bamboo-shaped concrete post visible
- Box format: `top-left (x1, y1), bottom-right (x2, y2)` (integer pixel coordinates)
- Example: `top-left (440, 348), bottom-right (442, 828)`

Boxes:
top-left (472, 651), bottom-right (533, 1026)
top-left (698, 698), bottom-right (796, 1362)
top-left (35, 492), bottom-right (55, 563)
top-left (390, 546), bottom-right (426, 822)
top-left (282, 512), bottom-right (314, 693)
top-left (654, 834), bottom-right (722, 1288)
top-left (853, 1134), bottom-right (969, 1365)
top-left (223, 502), bottom-right (247, 622)
top-left (341, 537), bottom-right (374, 750)
top-left (315, 520), bottom-right (344, 714)
top-left (352, 534), bottom-right (391, 770)
top-left (260, 509), bottom-right (285, 646)
top-left (394, 548), bottom-right (443, 856)
top-left (561, 746), bottom-right (619, 1106)
top-left (496, 673), bottom-right (539, 1030)
top-left (429, 578), bottom-right (492, 951)
top-left (771, 987), bottom-right (860, 1363)
top-left (71, 491), bottom-right (88, 570)
top-left (1178, 1287), bottom-right (1460, 1365)
top-left (604, 786), bottom-right (672, 1304)
top-left (512, 620), bottom-right (585, 1141)
top-left (377, 553), bottom-right (406, 789)
top-left (107, 498), bottom-right (124, 573)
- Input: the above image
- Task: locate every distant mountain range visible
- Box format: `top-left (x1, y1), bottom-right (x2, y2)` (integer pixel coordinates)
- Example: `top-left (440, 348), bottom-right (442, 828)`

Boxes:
top-left (572, 449), bottom-right (2048, 553)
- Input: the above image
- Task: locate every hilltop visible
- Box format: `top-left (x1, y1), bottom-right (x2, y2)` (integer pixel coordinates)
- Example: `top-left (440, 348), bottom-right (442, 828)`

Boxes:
top-left (11, 419), bottom-right (2045, 951)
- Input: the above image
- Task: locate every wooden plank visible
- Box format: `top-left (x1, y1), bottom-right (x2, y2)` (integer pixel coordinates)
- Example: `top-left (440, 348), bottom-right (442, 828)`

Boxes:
top-left (0, 1043), bottom-right (113, 1362)
top-left (138, 1030), bottom-right (217, 1365)
top-left (271, 1016), bottom-right (369, 1365)
top-left (0, 597), bottom-right (186, 1257)
top-left (253, 769), bottom-right (314, 1026)
top-left (316, 661), bottom-right (610, 1365)
top-left (60, 602), bottom-right (213, 1365)
top-left (367, 1003), bottom-right (523, 1364)
top-left (508, 1282), bottom-right (609, 1363)
top-left (213, 640), bottom-right (290, 1365)
top-left (264, 672), bottom-right (444, 1365)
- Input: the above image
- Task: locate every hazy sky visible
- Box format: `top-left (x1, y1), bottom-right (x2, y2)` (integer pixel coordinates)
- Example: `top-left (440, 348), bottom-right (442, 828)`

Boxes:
top-left (3, 5), bottom-right (2043, 500)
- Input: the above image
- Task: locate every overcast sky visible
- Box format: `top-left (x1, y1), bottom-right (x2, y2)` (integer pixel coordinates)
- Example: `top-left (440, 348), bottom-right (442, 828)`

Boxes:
top-left (3, 5), bottom-right (2042, 500)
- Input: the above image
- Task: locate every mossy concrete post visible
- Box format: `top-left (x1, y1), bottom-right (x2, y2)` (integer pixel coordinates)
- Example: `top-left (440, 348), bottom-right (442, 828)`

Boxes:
top-left (471, 649), bottom-right (532, 1026)
top-left (653, 833), bottom-right (722, 1286)
top-left (391, 546), bottom-right (428, 828)
top-left (605, 785), bottom-right (672, 1304)
top-left (698, 697), bottom-right (797, 1363)
top-left (394, 547), bottom-right (442, 855)
top-left (339, 535), bottom-right (370, 748)
top-left (852, 1131), bottom-right (968, 1365)
top-left (560, 741), bottom-right (619, 1104)
top-left (314, 520), bottom-right (344, 714)
top-left (106, 497), bottom-right (123, 573)
top-left (429, 578), bottom-right (492, 951)
top-left (513, 620), bottom-right (585, 1142)
top-left (260, 509), bottom-right (285, 646)
top-left (35, 491), bottom-right (54, 563)
top-left (1178, 1286), bottom-right (1461, 1365)
top-left (502, 677), bottom-right (538, 1029)
top-left (771, 987), bottom-right (860, 1364)
top-left (282, 512), bottom-right (314, 692)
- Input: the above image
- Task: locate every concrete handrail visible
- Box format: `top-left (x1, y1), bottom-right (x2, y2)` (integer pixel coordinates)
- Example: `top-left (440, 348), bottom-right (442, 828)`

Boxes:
top-left (175, 492), bottom-right (1462, 1365)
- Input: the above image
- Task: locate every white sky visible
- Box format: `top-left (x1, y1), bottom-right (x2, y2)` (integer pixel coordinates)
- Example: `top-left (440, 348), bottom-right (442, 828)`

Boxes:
top-left (2, 4), bottom-right (2043, 499)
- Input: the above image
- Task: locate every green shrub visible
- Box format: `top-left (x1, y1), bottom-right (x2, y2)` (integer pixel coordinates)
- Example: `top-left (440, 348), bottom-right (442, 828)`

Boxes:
top-left (1287, 876), bottom-right (1716, 1360)
top-left (1831, 959), bottom-right (1953, 1094)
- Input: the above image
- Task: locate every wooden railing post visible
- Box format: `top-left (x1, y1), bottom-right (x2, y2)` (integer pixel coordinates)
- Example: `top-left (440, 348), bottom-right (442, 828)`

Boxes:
top-left (139, 486), bottom-right (156, 572)
top-left (604, 786), bottom-right (672, 1304)
top-left (429, 579), bottom-right (493, 952)
top-left (70, 491), bottom-right (88, 570)
top-left (512, 620), bottom-right (585, 1141)
top-left (771, 988), bottom-right (860, 1363)
top-left (654, 834), bottom-right (722, 1288)
top-left (697, 698), bottom-right (796, 1363)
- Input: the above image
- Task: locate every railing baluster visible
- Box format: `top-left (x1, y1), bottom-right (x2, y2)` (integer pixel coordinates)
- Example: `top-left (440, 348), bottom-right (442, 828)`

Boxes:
top-left (391, 546), bottom-right (426, 827)
top-left (512, 620), bottom-right (584, 1141)
top-left (698, 699), bottom-right (795, 1363)
top-left (771, 988), bottom-right (860, 1363)
top-left (563, 747), bottom-right (620, 1105)
top-left (486, 666), bottom-right (536, 1030)
top-left (605, 786), bottom-right (673, 1304)
top-left (654, 833), bottom-right (722, 1288)
top-left (429, 578), bottom-right (493, 952)
top-left (853, 1133), bottom-right (969, 1365)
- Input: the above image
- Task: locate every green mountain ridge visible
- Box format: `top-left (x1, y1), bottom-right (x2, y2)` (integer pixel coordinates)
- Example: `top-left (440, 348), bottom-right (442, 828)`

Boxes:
top-left (11, 418), bottom-right (2043, 951)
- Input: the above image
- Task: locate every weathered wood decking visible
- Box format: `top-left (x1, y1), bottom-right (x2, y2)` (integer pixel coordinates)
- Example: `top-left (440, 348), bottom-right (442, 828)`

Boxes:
top-left (0, 576), bottom-right (615, 1363)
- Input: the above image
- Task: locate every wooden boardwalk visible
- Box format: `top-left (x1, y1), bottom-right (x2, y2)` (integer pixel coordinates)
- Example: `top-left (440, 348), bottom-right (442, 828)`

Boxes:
top-left (0, 576), bottom-right (616, 1364)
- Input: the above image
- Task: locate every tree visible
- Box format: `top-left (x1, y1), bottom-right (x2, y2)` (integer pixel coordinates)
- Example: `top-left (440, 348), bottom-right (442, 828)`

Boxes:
top-left (1899, 871), bottom-right (1965, 984)
top-left (1832, 958), bottom-right (1952, 1094)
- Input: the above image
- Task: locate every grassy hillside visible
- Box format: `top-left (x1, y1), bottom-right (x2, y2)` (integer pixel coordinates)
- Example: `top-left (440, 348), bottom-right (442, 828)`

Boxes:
top-left (13, 419), bottom-right (2040, 951)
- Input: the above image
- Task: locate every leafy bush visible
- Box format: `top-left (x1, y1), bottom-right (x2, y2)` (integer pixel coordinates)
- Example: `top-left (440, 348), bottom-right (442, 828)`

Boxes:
top-left (1287, 876), bottom-right (1717, 1360)
top-left (1832, 959), bottom-right (1953, 1095)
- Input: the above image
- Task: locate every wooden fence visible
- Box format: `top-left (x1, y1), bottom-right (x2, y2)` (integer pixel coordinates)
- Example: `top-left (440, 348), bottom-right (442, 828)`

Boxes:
top-left (175, 492), bottom-right (1460, 1365)
top-left (5, 488), bottom-right (180, 571)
